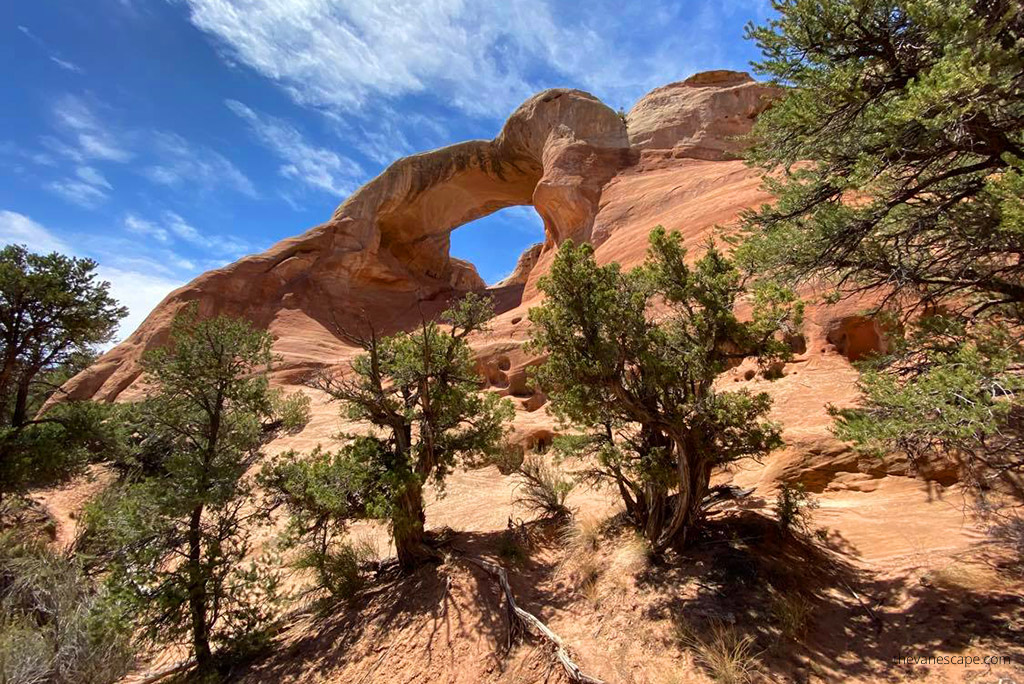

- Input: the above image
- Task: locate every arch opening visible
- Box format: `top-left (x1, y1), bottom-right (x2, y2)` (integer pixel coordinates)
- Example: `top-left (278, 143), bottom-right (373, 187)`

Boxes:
top-left (449, 205), bottom-right (545, 286)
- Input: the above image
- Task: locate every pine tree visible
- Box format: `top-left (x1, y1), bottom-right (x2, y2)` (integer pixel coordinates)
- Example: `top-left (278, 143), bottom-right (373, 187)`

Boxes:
top-left (297, 293), bottom-right (514, 569)
top-left (0, 245), bottom-right (126, 509)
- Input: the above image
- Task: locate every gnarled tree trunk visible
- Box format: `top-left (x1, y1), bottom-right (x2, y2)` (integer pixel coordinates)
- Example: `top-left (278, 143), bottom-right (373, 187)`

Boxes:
top-left (393, 479), bottom-right (438, 568)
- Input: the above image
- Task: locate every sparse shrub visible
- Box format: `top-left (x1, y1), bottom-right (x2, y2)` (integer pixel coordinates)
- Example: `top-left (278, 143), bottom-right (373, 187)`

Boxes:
top-left (514, 455), bottom-right (575, 521)
top-left (678, 619), bottom-right (758, 684)
top-left (769, 589), bottom-right (814, 640)
top-left (487, 439), bottom-right (525, 475)
top-left (985, 507), bottom-right (1024, 577)
top-left (260, 447), bottom-right (385, 601)
top-left (0, 534), bottom-right (135, 684)
top-left (296, 539), bottom-right (377, 600)
top-left (496, 532), bottom-right (527, 566)
top-left (775, 482), bottom-right (818, 535)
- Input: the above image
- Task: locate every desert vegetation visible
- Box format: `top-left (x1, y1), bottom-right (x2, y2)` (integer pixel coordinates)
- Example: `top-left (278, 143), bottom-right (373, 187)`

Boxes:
top-left (528, 227), bottom-right (803, 551)
top-left (739, 0), bottom-right (1024, 551)
top-left (1, 0), bottom-right (1023, 682)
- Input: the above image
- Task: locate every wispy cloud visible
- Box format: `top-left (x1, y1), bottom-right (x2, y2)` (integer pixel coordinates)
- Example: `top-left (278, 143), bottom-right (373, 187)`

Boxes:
top-left (18, 25), bottom-right (85, 75)
top-left (124, 211), bottom-right (250, 257)
top-left (124, 214), bottom-right (171, 244)
top-left (0, 210), bottom-right (71, 253)
top-left (226, 99), bottom-right (363, 196)
top-left (51, 94), bottom-right (132, 163)
top-left (144, 132), bottom-right (257, 198)
top-left (47, 164), bottom-right (115, 208)
top-left (183, 0), bottom-right (747, 120)
top-left (47, 178), bottom-right (109, 208)
top-left (50, 56), bottom-right (84, 74)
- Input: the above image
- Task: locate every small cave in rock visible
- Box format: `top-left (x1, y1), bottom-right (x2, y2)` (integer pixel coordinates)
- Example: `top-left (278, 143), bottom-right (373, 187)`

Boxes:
top-left (511, 316), bottom-right (523, 324)
top-left (527, 430), bottom-right (554, 454)
top-left (521, 392), bottom-right (547, 412)
top-left (785, 333), bottom-right (807, 355)
top-left (826, 315), bottom-right (889, 362)
top-left (497, 356), bottom-right (512, 371)
top-left (506, 368), bottom-right (539, 399)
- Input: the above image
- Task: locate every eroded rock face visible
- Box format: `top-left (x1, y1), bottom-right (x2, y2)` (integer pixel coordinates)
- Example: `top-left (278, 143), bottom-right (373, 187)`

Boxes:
top-left (626, 70), bottom-right (780, 160)
top-left (65, 71), bottom-right (901, 494)
top-left (63, 87), bottom-right (630, 402)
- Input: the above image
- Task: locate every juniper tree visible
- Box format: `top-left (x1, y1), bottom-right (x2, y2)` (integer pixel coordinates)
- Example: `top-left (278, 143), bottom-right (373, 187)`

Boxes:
top-left (84, 305), bottom-right (309, 675)
top-left (737, 0), bottom-right (1024, 495)
top-left (0, 245), bottom-right (126, 509)
top-left (529, 228), bottom-right (803, 551)
top-left (304, 293), bottom-right (513, 569)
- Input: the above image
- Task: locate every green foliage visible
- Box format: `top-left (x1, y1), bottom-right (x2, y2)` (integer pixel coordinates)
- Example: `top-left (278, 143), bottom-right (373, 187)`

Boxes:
top-left (738, 0), bottom-right (1024, 494)
top-left (307, 292), bottom-right (514, 568)
top-left (774, 482), bottom-right (819, 535)
top-left (83, 304), bottom-right (309, 675)
top-left (259, 446), bottom-right (380, 598)
top-left (0, 245), bottom-right (126, 507)
top-left (528, 228), bottom-right (802, 551)
top-left (0, 533), bottom-right (135, 684)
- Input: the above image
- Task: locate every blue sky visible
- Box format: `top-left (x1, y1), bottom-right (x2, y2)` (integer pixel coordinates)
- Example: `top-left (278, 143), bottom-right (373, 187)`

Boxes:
top-left (1, 0), bottom-right (769, 341)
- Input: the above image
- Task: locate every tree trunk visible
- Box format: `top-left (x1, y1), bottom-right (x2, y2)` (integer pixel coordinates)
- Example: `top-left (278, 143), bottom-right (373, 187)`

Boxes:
top-left (11, 372), bottom-right (32, 428)
top-left (657, 451), bottom-right (712, 552)
top-left (393, 480), bottom-right (438, 569)
top-left (187, 505), bottom-right (214, 674)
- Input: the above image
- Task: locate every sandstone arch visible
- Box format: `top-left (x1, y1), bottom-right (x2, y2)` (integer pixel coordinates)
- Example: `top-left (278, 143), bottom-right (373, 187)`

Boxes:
top-left (63, 72), bottom-right (779, 403)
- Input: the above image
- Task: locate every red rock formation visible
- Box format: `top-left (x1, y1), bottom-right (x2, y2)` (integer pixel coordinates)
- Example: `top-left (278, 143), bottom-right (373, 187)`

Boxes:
top-left (66, 71), bottom-right (896, 494)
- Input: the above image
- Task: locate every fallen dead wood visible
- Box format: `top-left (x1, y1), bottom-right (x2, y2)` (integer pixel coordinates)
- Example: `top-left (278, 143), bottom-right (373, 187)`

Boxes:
top-left (130, 659), bottom-right (195, 684)
top-left (462, 556), bottom-right (605, 684)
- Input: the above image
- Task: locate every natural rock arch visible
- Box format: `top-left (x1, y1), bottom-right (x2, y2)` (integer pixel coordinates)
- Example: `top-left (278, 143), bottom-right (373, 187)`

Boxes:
top-left (63, 72), bottom-right (778, 403)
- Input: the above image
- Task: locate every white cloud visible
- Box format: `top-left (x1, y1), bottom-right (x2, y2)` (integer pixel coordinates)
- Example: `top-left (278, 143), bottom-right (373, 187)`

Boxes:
top-left (183, 0), bottom-right (733, 119)
top-left (226, 99), bottom-right (363, 196)
top-left (76, 166), bottom-right (112, 188)
top-left (47, 179), bottom-right (109, 208)
top-left (0, 210), bottom-right (72, 253)
top-left (124, 211), bottom-right (250, 257)
top-left (143, 132), bottom-right (257, 198)
top-left (0, 210), bottom-right (183, 344)
top-left (51, 94), bottom-right (132, 163)
top-left (18, 25), bottom-right (85, 75)
top-left (50, 56), bottom-right (84, 74)
top-left (124, 214), bottom-right (171, 244)
top-left (96, 265), bottom-right (183, 342)
top-left (47, 165), bottom-right (114, 209)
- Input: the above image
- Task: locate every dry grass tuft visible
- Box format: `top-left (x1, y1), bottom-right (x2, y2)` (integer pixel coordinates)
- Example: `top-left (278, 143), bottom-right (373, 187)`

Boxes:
top-left (924, 561), bottom-right (1002, 592)
top-left (558, 516), bottom-right (603, 599)
top-left (678, 619), bottom-right (759, 684)
top-left (614, 532), bottom-right (653, 575)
